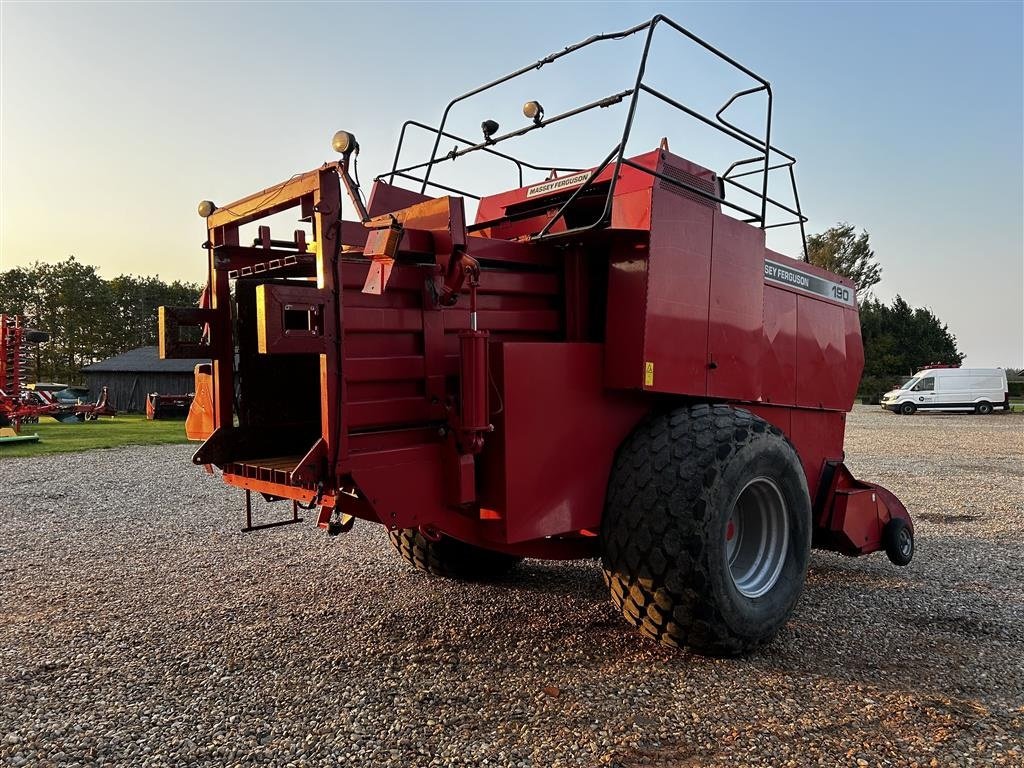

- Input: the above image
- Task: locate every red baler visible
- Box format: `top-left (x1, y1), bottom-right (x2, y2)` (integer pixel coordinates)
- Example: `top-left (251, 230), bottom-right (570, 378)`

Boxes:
top-left (161, 16), bottom-right (913, 654)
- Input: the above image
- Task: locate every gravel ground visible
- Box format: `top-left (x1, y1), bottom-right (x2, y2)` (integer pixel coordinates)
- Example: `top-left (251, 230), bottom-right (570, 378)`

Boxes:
top-left (1, 406), bottom-right (1022, 767)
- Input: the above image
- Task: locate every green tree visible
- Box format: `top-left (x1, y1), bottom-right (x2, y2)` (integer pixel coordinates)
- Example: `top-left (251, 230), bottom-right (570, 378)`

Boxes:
top-left (858, 295), bottom-right (965, 399)
top-left (0, 258), bottom-right (201, 384)
top-left (807, 222), bottom-right (882, 299)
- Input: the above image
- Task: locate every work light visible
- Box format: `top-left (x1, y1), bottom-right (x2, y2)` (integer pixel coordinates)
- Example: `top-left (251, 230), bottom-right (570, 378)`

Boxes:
top-left (523, 101), bottom-right (544, 124)
top-left (481, 120), bottom-right (500, 142)
top-left (332, 130), bottom-right (359, 156)
top-left (197, 200), bottom-right (217, 218)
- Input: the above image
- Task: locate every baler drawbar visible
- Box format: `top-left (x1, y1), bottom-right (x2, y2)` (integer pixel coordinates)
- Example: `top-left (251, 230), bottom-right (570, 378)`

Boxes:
top-left (161, 15), bottom-right (914, 654)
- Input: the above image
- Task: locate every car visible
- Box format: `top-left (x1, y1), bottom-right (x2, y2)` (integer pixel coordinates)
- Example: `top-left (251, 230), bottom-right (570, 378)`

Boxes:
top-left (881, 367), bottom-right (1009, 415)
top-left (53, 386), bottom-right (91, 405)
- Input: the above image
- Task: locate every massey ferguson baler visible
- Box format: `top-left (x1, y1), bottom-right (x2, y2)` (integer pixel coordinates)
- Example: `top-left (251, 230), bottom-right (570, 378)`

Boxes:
top-left (160, 16), bottom-right (914, 655)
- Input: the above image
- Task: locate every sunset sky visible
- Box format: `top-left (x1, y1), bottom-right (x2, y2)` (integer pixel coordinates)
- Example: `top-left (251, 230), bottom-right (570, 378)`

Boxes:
top-left (1, 1), bottom-right (1021, 365)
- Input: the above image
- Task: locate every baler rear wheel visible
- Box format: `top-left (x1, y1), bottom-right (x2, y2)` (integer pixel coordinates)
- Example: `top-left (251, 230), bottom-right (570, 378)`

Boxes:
top-left (883, 517), bottom-right (914, 566)
top-left (388, 528), bottom-right (522, 581)
top-left (601, 404), bottom-right (812, 656)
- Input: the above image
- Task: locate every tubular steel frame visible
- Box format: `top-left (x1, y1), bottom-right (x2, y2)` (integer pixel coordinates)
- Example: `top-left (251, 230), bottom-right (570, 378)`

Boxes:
top-left (383, 15), bottom-right (809, 260)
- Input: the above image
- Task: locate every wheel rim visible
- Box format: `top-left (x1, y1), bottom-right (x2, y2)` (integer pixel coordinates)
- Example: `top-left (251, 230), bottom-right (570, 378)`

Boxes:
top-left (897, 527), bottom-right (912, 558)
top-left (725, 477), bottom-right (790, 599)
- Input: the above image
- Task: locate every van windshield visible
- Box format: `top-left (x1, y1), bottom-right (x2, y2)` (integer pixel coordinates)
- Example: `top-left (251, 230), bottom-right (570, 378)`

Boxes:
top-left (899, 378), bottom-right (918, 391)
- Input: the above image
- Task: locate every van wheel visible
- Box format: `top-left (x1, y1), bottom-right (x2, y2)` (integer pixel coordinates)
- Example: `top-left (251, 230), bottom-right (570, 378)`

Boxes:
top-left (975, 402), bottom-right (993, 415)
top-left (899, 402), bottom-right (916, 415)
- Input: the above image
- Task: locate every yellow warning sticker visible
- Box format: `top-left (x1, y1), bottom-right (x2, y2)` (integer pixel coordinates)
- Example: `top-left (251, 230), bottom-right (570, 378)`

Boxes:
top-left (644, 361), bottom-right (655, 387)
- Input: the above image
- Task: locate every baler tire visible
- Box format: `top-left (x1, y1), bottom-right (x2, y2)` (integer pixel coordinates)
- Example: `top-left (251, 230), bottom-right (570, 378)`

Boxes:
top-left (899, 402), bottom-right (916, 415)
top-left (601, 404), bottom-right (812, 656)
top-left (388, 528), bottom-right (523, 581)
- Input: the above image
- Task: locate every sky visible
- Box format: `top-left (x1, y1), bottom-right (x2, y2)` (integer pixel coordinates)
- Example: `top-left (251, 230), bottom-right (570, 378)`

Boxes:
top-left (1, 1), bottom-right (1021, 366)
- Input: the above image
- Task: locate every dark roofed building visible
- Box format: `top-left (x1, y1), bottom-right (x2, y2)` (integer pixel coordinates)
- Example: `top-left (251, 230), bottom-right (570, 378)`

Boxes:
top-left (81, 346), bottom-right (208, 413)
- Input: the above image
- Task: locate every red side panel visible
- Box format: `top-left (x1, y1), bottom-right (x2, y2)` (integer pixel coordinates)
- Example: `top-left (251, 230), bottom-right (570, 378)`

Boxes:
top-left (610, 189), bottom-right (653, 230)
top-left (789, 408), bottom-right (846, 501)
top-left (707, 212), bottom-right (765, 400)
top-left (764, 248), bottom-right (861, 411)
top-left (795, 296), bottom-right (849, 410)
top-left (604, 238), bottom-right (651, 389)
top-left (365, 181), bottom-right (433, 218)
top-left (761, 286), bottom-right (798, 406)
top-left (637, 192), bottom-right (714, 395)
top-left (350, 444), bottom-right (446, 529)
top-left (474, 149), bottom-right (663, 224)
top-left (844, 305), bottom-right (865, 405)
top-left (831, 489), bottom-right (885, 553)
top-left (480, 342), bottom-right (648, 543)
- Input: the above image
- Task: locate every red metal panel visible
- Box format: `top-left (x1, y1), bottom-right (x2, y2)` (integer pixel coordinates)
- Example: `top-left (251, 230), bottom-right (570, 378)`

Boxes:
top-left (706, 212), bottom-right (765, 400)
top-left (480, 343), bottom-right (648, 543)
top-left (843, 305), bottom-right (865, 409)
top-left (789, 407), bottom-right (846, 502)
top-left (347, 398), bottom-right (433, 430)
top-left (831, 490), bottom-right (885, 552)
top-left (254, 284), bottom-right (326, 355)
top-left (344, 356), bottom-right (424, 382)
top-left (365, 180), bottom-right (433, 218)
top-left (347, 443), bottom-right (446, 528)
top-left (475, 149), bottom-right (662, 224)
top-left (345, 307), bottom-right (423, 333)
top-left (340, 263), bottom-right (433, 293)
top-left (760, 286), bottom-right (797, 406)
top-left (441, 309), bottom-right (561, 333)
top-left (610, 189), bottom-right (652, 230)
top-left (745, 404), bottom-right (845, 504)
top-left (795, 296), bottom-right (848, 410)
top-left (639, 192), bottom-right (714, 395)
top-left (604, 237), bottom-right (651, 389)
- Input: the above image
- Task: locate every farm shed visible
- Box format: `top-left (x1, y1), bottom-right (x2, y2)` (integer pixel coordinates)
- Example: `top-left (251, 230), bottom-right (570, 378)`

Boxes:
top-left (81, 346), bottom-right (207, 413)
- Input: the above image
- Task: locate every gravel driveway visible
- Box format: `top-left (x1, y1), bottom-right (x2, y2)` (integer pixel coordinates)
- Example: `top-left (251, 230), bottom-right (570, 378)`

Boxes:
top-left (1, 407), bottom-right (1022, 767)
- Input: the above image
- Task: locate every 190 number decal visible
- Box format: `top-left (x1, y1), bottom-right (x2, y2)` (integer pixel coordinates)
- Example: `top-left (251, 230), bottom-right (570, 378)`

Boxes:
top-left (831, 285), bottom-right (851, 302)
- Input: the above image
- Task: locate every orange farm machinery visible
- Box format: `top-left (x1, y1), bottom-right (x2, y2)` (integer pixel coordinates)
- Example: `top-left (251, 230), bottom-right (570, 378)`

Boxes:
top-left (160, 16), bottom-right (914, 654)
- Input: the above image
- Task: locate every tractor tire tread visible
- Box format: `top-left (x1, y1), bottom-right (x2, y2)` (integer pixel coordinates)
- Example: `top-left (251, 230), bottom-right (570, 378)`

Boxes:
top-left (602, 404), bottom-right (801, 655)
top-left (388, 528), bottom-right (522, 581)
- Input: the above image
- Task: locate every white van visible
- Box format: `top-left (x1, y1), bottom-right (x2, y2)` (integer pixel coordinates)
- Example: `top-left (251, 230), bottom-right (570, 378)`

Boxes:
top-left (881, 367), bottom-right (1009, 415)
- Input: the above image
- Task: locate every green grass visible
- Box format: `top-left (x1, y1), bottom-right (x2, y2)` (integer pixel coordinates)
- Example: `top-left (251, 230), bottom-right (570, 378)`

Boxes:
top-left (0, 414), bottom-right (192, 458)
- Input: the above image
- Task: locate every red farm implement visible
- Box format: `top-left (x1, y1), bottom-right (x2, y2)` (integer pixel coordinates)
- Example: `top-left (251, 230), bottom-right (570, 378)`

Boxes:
top-left (1, 314), bottom-right (48, 440)
top-left (160, 16), bottom-right (914, 654)
top-left (1, 314), bottom-right (116, 437)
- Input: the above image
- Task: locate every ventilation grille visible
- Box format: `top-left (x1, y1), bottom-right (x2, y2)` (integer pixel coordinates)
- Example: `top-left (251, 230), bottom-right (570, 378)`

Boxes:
top-left (659, 163), bottom-right (719, 208)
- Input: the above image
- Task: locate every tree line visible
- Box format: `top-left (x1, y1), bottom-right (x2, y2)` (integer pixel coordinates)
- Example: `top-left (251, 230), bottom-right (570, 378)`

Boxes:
top-left (0, 257), bottom-right (201, 384)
